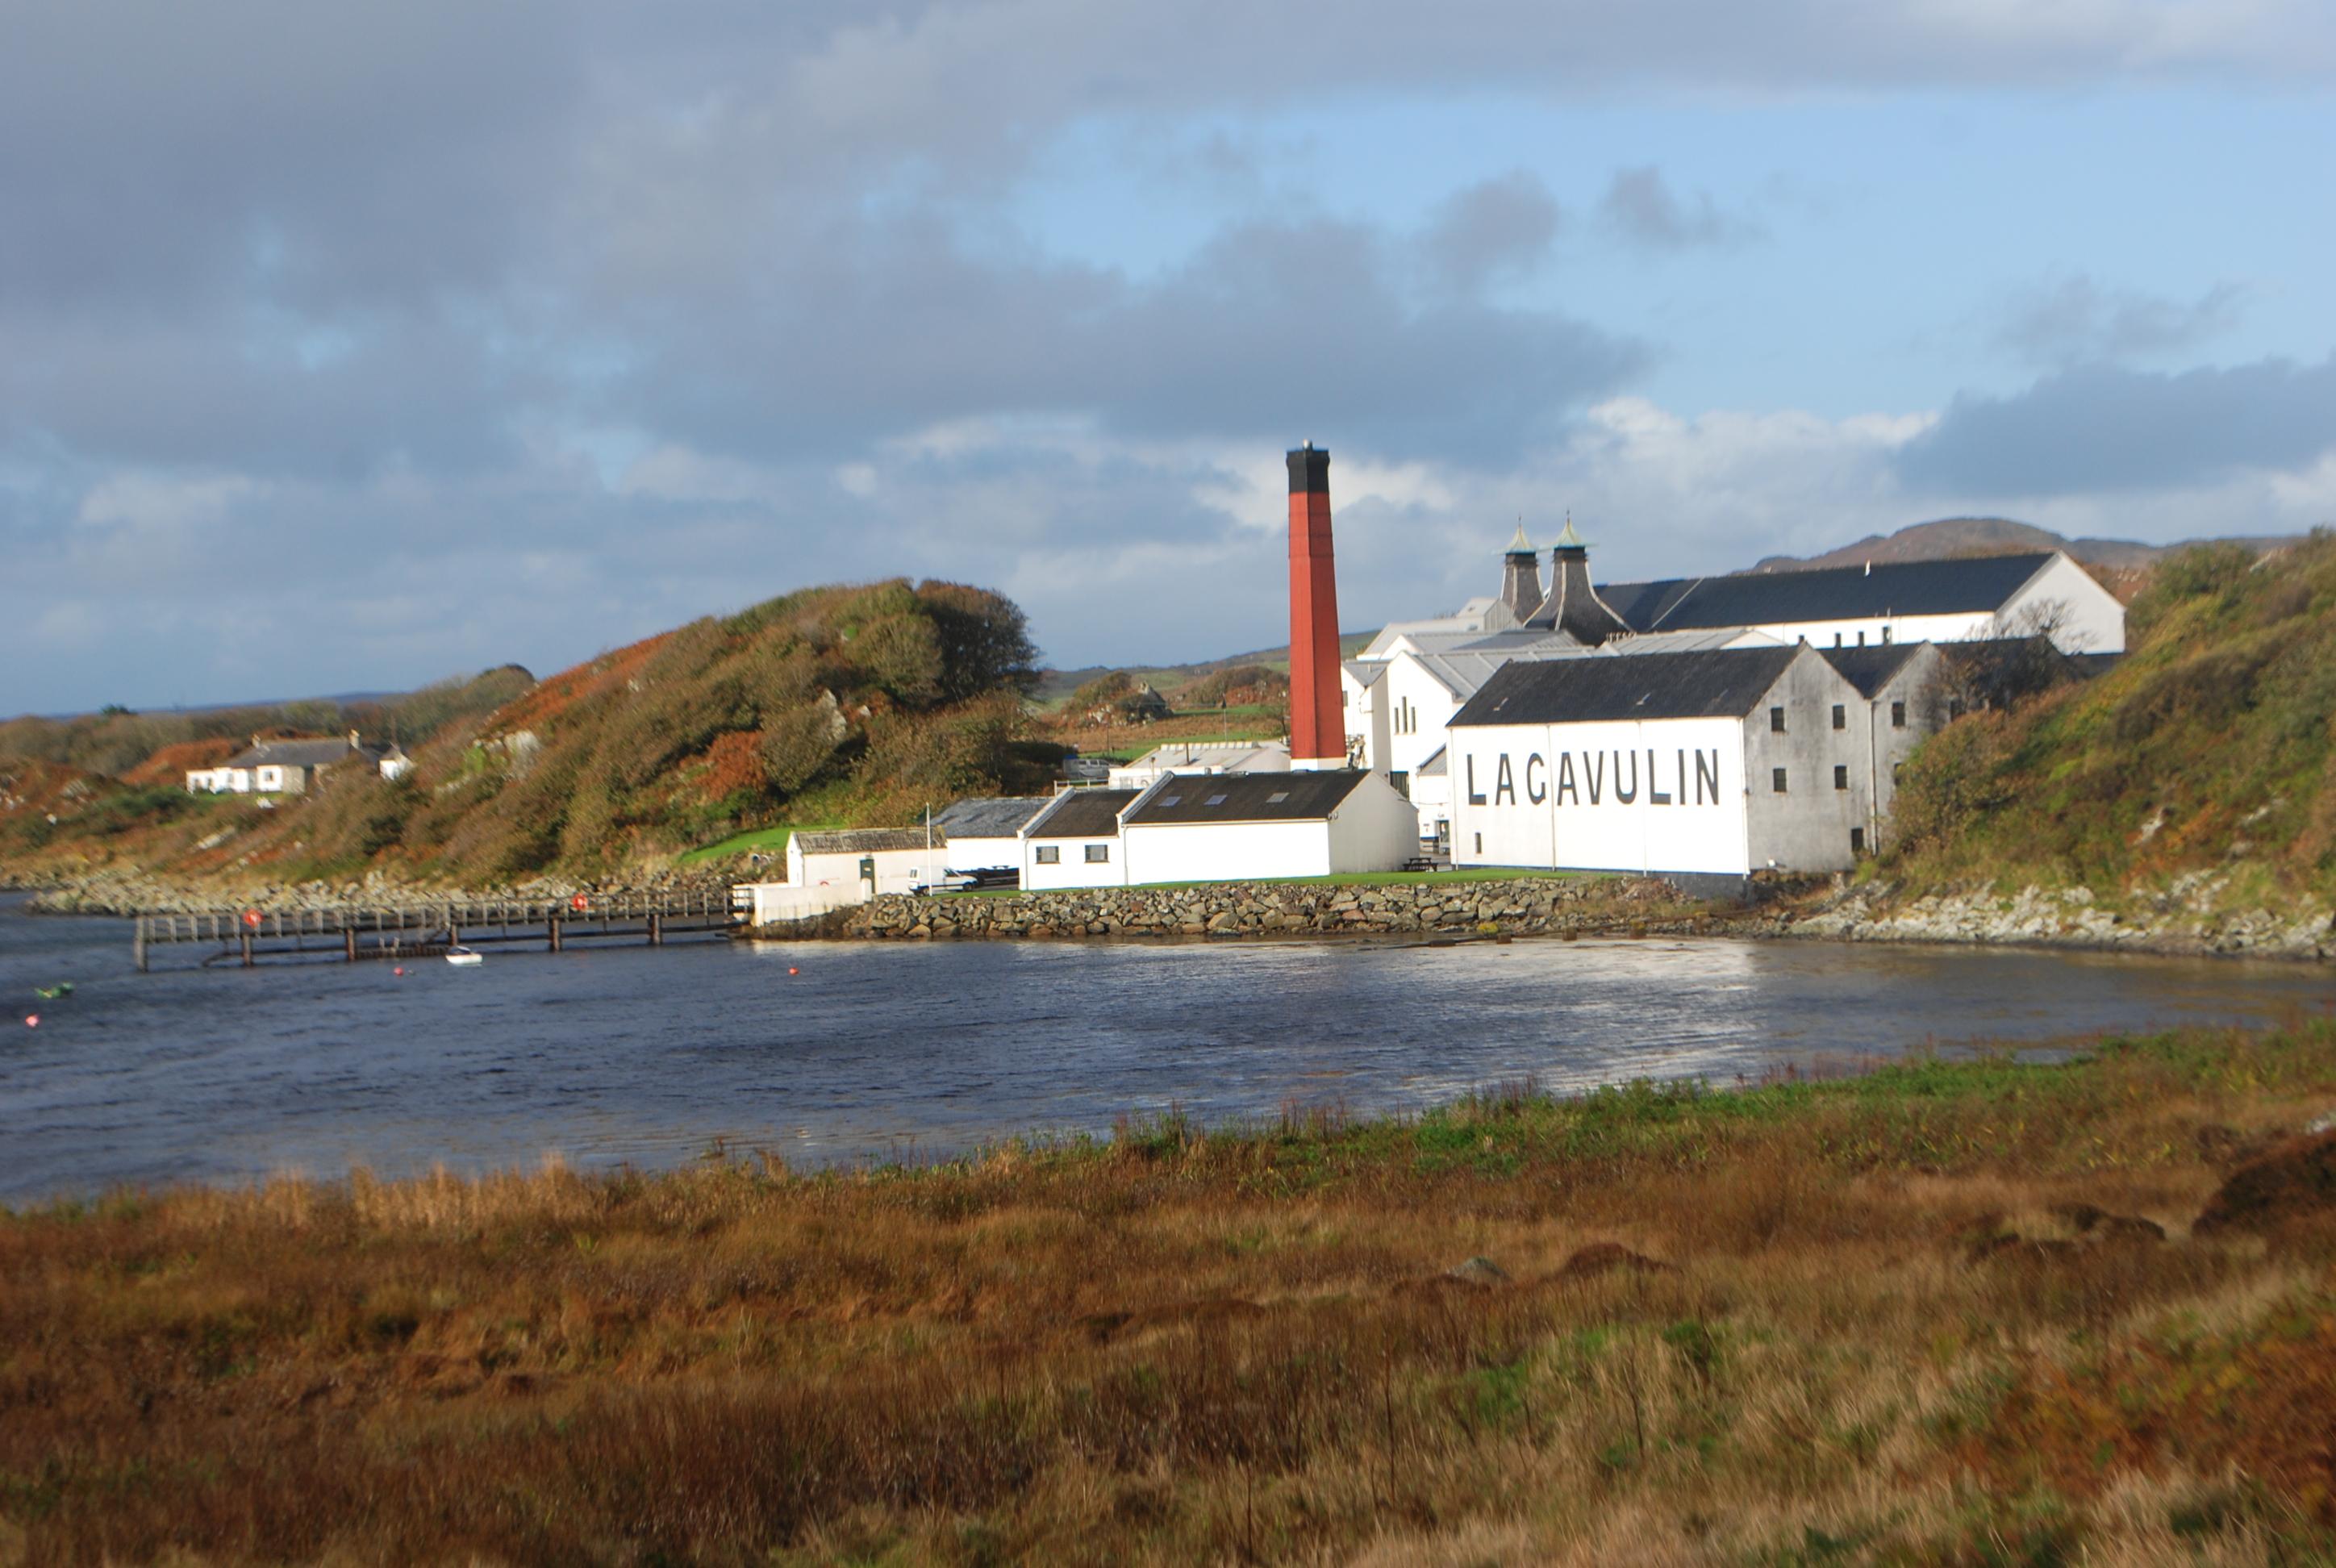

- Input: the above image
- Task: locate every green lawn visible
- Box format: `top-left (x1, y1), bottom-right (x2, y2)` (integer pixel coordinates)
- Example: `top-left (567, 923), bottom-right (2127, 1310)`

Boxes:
top-left (674, 823), bottom-right (842, 867)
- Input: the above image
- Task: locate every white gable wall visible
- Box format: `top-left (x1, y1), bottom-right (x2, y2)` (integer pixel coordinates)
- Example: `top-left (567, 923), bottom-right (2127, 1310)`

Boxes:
top-left (1998, 553), bottom-right (2126, 653)
top-left (943, 832), bottom-right (1023, 872)
top-left (1324, 774), bottom-right (1425, 871)
top-left (1023, 836), bottom-right (1127, 891)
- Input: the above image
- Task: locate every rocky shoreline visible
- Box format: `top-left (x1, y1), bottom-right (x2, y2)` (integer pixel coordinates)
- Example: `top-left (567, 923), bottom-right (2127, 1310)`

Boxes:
top-left (18, 863), bottom-right (2330, 963)
top-left (12, 866), bottom-right (730, 916)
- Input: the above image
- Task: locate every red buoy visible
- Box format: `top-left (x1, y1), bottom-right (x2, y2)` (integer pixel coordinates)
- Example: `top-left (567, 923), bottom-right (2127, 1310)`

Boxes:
top-left (24, 1015), bottom-right (37, 1028)
top-left (242, 908), bottom-right (262, 929)
top-left (570, 893), bottom-right (590, 912)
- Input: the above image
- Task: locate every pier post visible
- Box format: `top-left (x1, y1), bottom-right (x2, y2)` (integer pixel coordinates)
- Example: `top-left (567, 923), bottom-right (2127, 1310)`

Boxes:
top-left (133, 916), bottom-right (148, 974)
top-left (549, 916), bottom-right (563, 953)
top-left (648, 911), bottom-right (663, 947)
top-left (344, 928), bottom-right (358, 962)
top-left (240, 931), bottom-right (253, 968)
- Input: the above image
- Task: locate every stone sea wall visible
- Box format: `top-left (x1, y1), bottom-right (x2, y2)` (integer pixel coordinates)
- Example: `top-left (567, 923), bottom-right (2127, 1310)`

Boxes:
top-left (818, 876), bottom-right (1687, 941)
top-left (1793, 878), bottom-right (2336, 960)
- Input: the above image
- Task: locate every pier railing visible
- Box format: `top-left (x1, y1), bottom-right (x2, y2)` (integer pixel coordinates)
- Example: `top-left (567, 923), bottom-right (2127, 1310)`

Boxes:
top-left (131, 888), bottom-right (742, 970)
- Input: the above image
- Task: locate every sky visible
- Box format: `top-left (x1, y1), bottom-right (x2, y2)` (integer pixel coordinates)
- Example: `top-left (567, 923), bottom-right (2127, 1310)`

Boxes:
top-left (4, 1), bottom-right (2334, 715)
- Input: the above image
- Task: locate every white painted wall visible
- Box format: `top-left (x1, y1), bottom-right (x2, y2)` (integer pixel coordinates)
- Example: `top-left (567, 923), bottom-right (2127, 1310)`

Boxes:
top-left (739, 882), bottom-right (862, 924)
top-left (1341, 664), bottom-right (1387, 771)
top-left (1023, 836), bottom-right (1127, 890)
top-left (1450, 716), bottom-right (1750, 876)
top-left (943, 833), bottom-right (1022, 872)
top-left (1378, 655), bottom-right (1462, 792)
top-left (1122, 819), bottom-right (1332, 884)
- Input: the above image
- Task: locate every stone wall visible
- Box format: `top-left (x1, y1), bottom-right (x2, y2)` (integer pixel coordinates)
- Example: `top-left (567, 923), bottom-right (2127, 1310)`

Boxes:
top-left (824, 876), bottom-right (1683, 941)
top-left (1793, 878), bottom-right (2336, 960)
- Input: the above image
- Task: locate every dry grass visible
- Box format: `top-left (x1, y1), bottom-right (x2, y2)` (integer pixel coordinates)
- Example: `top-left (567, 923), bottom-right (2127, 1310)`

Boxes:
top-left (5, 1024), bottom-right (2336, 1565)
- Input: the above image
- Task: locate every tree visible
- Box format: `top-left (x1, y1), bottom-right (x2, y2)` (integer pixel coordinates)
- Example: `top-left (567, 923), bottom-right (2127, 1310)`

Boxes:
top-left (916, 581), bottom-right (1041, 702)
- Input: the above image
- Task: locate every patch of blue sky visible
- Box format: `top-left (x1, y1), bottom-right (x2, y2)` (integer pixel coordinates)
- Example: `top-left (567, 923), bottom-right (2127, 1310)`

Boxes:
top-left (1007, 87), bottom-right (2336, 420)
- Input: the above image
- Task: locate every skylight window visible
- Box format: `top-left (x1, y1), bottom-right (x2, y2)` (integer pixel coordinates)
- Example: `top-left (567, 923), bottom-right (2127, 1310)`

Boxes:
top-left (1266, 791), bottom-right (1289, 803)
top-left (1206, 794), bottom-right (1228, 806)
top-left (1158, 794), bottom-right (1181, 807)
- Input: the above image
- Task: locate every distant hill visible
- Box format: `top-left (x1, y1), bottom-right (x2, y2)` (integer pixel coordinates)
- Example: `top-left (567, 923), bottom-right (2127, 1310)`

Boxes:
top-left (1746, 517), bottom-right (2303, 577)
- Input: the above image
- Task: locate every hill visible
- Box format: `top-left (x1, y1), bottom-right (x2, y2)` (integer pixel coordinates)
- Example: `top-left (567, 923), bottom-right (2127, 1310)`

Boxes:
top-left (1884, 532), bottom-right (2336, 910)
top-left (1749, 516), bottom-right (2302, 582)
top-left (1032, 632), bottom-right (1374, 708)
top-left (0, 580), bottom-right (1055, 890)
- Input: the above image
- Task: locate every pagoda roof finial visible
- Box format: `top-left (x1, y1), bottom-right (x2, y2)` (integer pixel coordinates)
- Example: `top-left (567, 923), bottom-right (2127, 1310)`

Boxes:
top-left (1508, 517), bottom-right (1532, 553)
top-left (1554, 511), bottom-right (1585, 550)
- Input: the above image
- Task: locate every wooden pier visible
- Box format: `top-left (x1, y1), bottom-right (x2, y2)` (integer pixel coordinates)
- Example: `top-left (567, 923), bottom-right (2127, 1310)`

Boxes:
top-left (131, 889), bottom-right (745, 970)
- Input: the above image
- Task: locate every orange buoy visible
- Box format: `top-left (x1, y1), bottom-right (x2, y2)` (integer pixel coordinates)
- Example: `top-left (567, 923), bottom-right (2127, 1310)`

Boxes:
top-left (242, 908), bottom-right (262, 929)
top-left (24, 1015), bottom-right (36, 1028)
top-left (393, 966), bottom-right (405, 977)
top-left (571, 893), bottom-right (590, 912)
top-left (788, 967), bottom-right (799, 975)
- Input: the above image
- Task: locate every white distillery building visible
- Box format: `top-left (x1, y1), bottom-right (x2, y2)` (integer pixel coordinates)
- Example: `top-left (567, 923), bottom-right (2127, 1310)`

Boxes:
top-left (1447, 644), bottom-right (1886, 880)
top-left (1018, 771), bottom-right (1418, 890)
top-left (1598, 551), bottom-right (2125, 655)
top-left (784, 828), bottom-right (946, 897)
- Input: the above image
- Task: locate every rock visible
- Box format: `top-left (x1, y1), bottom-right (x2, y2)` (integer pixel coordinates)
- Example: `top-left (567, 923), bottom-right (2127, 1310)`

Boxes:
top-left (1442, 1256), bottom-right (1509, 1287)
top-left (2193, 1131), bottom-right (2336, 1236)
top-left (2308, 1111), bottom-right (2336, 1136)
top-left (1552, 1242), bottom-right (1676, 1282)
top-left (2046, 1203), bottom-right (2166, 1244)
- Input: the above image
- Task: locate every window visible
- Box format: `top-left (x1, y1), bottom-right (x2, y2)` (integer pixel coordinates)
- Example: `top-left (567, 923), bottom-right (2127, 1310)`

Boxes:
top-left (1772, 767), bottom-right (1788, 793)
top-left (1388, 772), bottom-right (1408, 799)
top-left (1035, 845), bottom-right (1060, 864)
top-left (1947, 699), bottom-right (1964, 721)
top-left (1084, 844), bottom-right (1110, 864)
top-left (1850, 827), bottom-right (1866, 854)
top-left (1474, 832), bottom-right (1483, 853)
top-left (1266, 790), bottom-right (1289, 803)
top-left (1831, 704), bottom-right (1846, 731)
top-left (1890, 700), bottom-right (1906, 728)
top-left (1880, 626), bottom-right (1892, 644)
top-left (1158, 794), bottom-right (1181, 807)
top-left (1833, 765), bottom-right (1849, 791)
top-left (1892, 762), bottom-right (1904, 784)
top-left (1769, 706), bottom-right (1785, 733)
top-left (1205, 793), bottom-right (1228, 806)
top-left (1833, 632), bottom-right (1842, 648)
top-left (1856, 630), bottom-right (1867, 647)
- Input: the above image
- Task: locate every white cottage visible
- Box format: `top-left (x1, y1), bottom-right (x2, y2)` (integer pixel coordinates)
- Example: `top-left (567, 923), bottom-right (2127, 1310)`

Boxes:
top-left (785, 828), bottom-right (945, 897)
top-left (1020, 788), bottom-right (1141, 891)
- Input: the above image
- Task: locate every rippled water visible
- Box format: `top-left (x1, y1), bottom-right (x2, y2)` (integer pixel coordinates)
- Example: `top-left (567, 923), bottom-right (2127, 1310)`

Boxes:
top-left (2, 890), bottom-right (2328, 1201)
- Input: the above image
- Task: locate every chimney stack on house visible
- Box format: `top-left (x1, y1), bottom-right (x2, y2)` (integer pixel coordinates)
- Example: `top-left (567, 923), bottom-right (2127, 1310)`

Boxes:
top-left (1500, 521), bottom-right (1543, 624)
top-left (1286, 442), bottom-right (1346, 769)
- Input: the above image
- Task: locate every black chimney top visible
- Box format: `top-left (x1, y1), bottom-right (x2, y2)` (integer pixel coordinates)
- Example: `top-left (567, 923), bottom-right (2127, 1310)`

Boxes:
top-left (1287, 444), bottom-right (1331, 494)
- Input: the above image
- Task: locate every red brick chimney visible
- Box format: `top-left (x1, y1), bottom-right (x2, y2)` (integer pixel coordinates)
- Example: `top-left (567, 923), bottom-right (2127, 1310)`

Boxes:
top-left (1287, 443), bottom-right (1345, 768)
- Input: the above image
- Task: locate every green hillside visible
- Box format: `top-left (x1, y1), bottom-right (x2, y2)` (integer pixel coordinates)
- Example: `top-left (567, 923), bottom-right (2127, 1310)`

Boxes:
top-left (1889, 532), bottom-right (2336, 907)
top-left (0, 580), bottom-right (1060, 888)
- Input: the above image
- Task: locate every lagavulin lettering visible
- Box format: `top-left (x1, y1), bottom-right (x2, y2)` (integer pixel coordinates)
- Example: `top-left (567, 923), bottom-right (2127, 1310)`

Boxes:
top-left (1486, 749), bottom-right (1723, 808)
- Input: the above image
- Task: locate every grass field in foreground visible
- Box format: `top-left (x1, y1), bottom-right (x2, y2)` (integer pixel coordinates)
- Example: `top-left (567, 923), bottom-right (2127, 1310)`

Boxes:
top-left (4, 1022), bottom-right (2334, 1563)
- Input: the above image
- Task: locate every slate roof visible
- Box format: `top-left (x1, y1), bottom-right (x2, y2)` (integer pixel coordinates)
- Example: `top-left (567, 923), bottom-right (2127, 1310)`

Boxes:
top-left (1416, 746), bottom-right (1448, 778)
top-left (1027, 788), bottom-right (1140, 839)
top-left (1124, 770), bottom-right (1369, 826)
top-left (220, 737), bottom-right (382, 769)
top-left (1450, 646), bottom-right (1807, 728)
top-left (1817, 643), bottom-right (1931, 699)
top-left (795, 828), bottom-right (941, 855)
top-left (1599, 553), bottom-right (2057, 632)
top-left (932, 796), bottom-right (1049, 838)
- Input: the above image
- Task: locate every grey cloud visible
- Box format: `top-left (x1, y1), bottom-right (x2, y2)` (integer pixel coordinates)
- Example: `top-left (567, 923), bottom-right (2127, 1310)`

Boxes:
top-left (1598, 165), bottom-right (1758, 251)
top-left (1418, 171), bottom-right (1565, 294)
top-left (1992, 273), bottom-right (2248, 368)
top-left (1896, 355), bottom-right (2336, 497)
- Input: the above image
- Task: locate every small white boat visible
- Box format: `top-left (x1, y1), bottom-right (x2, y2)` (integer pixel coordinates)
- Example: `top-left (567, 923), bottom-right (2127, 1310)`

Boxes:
top-left (444, 945), bottom-right (484, 967)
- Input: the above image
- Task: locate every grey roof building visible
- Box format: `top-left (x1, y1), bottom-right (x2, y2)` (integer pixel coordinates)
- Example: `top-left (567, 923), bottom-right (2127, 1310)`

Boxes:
top-left (932, 797), bottom-right (1050, 839)
top-left (1599, 553), bottom-right (2062, 634)
top-left (1123, 769), bottom-right (1371, 826)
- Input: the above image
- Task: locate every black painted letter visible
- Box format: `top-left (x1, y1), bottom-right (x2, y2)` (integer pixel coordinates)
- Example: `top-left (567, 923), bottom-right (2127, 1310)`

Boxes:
top-left (1525, 753), bottom-right (1546, 804)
